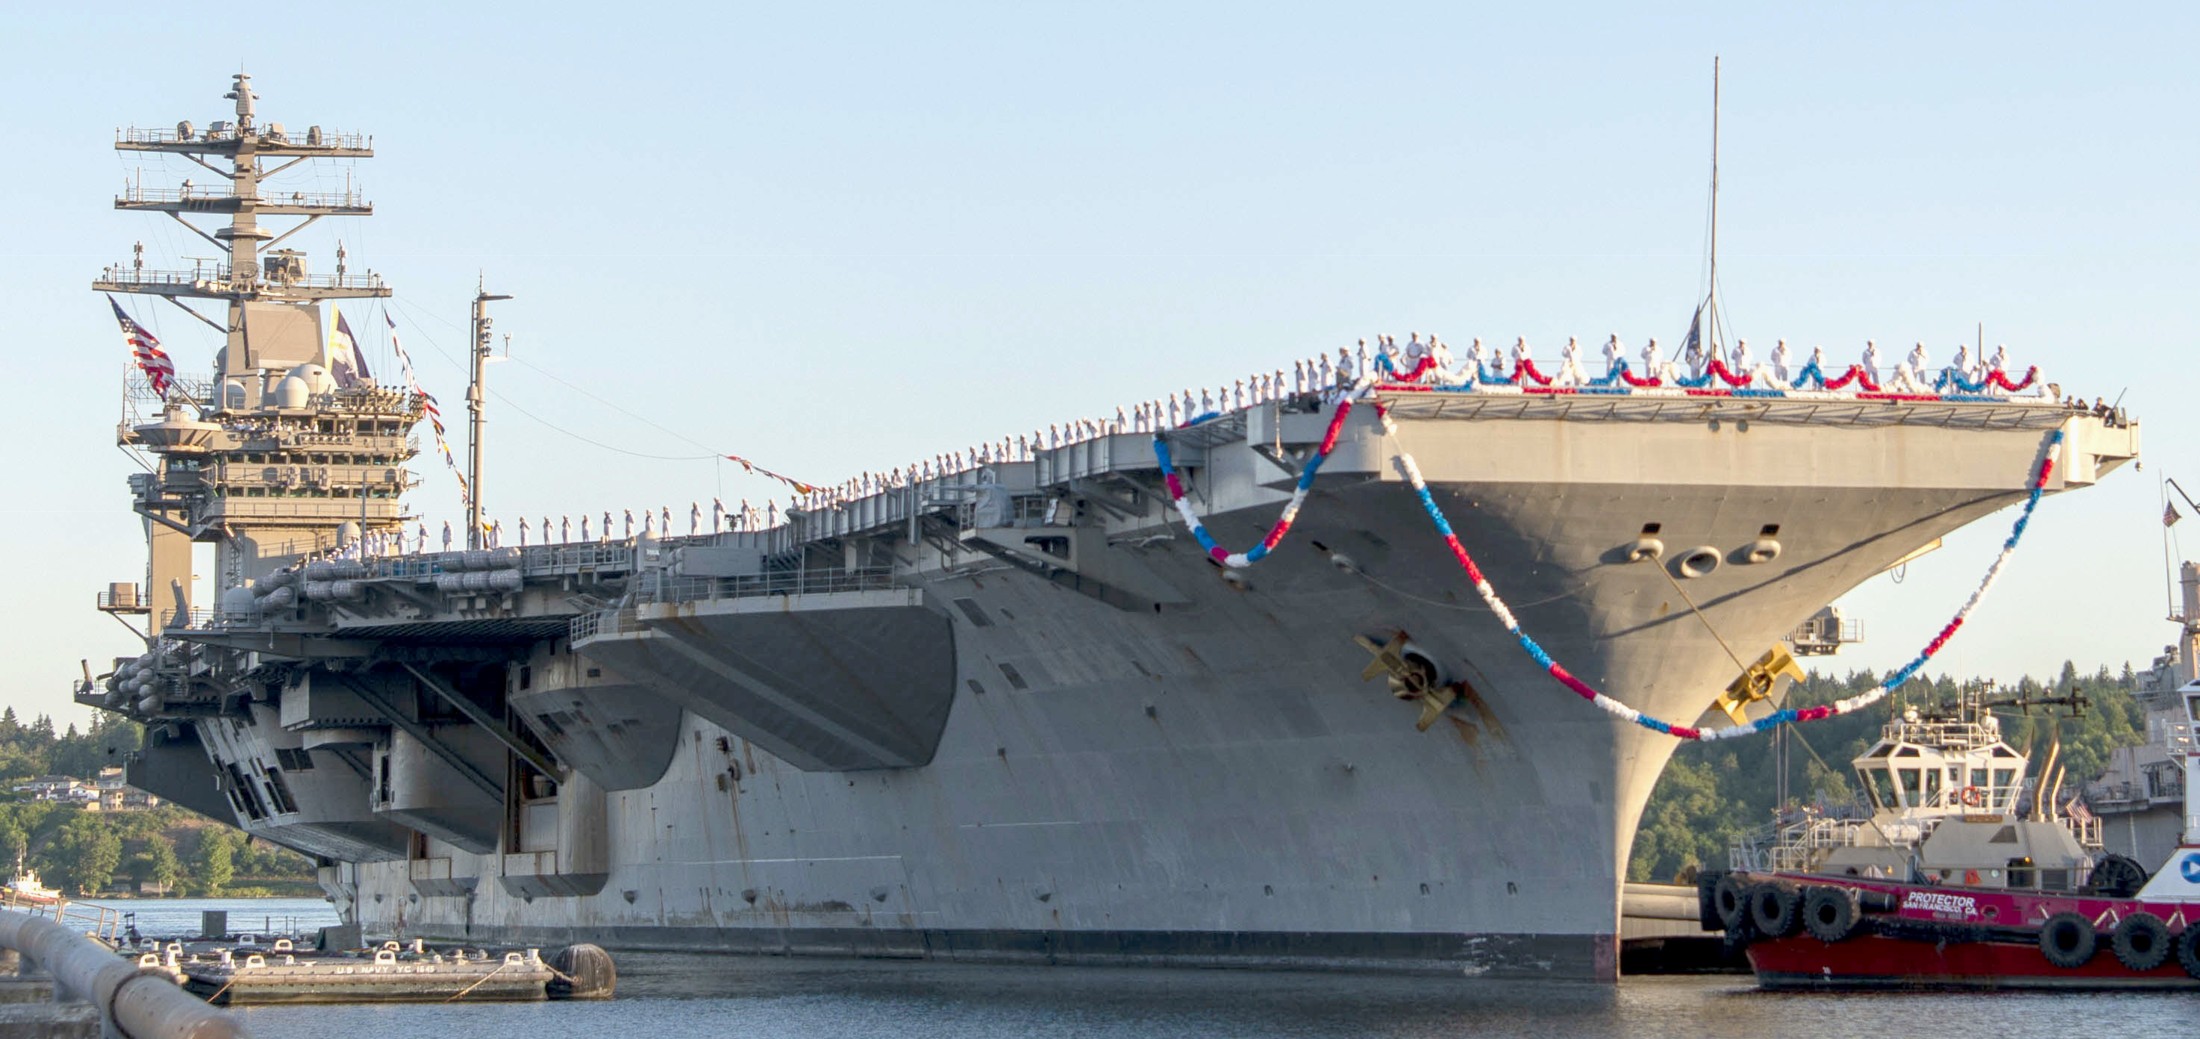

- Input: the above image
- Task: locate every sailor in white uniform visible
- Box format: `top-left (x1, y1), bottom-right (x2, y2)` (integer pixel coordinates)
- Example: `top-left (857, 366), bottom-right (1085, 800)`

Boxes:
top-left (1464, 338), bottom-right (1488, 379)
top-left (1510, 336), bottom-right (1532, 376)
top-left (1682, 336), bottom-right (1707, 381)
top-left (1990, 344), bottom-right (2010, 374)
top-left (1602, 334), bottom-right (1625, 379)
top-left (1861, 340), bottom-right (1883, 380)
top-left (1641, 338), bottom-right (1665, 382)
top-left (1897, 342), bottom-right (1929, 390)
top-left (1730, 338), bottom-right (1752, 380)
top-left (1557, 336), bottom-right (1586, 386)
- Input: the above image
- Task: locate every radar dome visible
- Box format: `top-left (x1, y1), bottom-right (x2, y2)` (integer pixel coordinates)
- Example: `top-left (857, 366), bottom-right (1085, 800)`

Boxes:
top-left (273, 363), bottom-right (336, 408)
top-left (272, 373), bottom-right (310, 408)
top-left (220, 585), bottom-right (257, 615)
top-left (292, 363), bottom-right (335, 395)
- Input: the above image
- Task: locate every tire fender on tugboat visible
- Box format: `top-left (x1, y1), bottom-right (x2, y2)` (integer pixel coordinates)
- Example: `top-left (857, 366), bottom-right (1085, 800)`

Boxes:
top-left (2110, 912), bottom-right (2171, 972)
top-left (2176, 924), bottom-right (2200, 980)
top-left (2039, 912), bottom-right (2098, 969)
top-left (1710, 873), bottom-right (1752, 932)
top-left (1748, 882), bottom-right (1801, 938)
top-left (1800, 885), bottom-right (1860, 943)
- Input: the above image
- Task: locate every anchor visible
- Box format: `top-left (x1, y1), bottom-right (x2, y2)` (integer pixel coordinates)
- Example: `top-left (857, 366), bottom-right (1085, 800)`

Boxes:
top-left (1710, 644), bottom-right (1806, 725)
top-left (1354, 632), bottom-right (1459, 732)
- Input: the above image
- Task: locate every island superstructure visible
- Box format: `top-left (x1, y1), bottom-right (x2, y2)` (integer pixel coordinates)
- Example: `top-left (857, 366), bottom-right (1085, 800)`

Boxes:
top-left (82, 75), bottom-right (2139, 980)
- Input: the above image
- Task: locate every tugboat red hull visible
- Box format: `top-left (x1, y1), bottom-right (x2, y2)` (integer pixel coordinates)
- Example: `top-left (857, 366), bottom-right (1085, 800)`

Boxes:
top-left (1702, 871), bottom-right (2200, 991)
top-left (1748, 933), bottom-right (2200, 990)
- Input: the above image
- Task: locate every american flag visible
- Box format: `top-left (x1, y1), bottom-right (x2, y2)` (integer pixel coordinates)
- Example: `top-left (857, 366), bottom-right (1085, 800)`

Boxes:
top-left (108, 295), bottom-right (174, 397)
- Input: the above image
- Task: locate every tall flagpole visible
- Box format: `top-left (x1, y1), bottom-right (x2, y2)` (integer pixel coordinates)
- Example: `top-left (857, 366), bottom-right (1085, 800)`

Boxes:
top-left (1708, 55), bottom-right (1721, 354)
top-left (467, 279), bottom-right (512, 550)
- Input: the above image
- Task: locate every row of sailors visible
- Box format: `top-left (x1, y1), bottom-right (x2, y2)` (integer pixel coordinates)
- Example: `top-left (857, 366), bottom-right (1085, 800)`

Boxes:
top-left (775, 335), bottom-right (2046, 517)
top-left (349, 334), bottom-right (2043, 550)
top-left (1360, 333), bottom-right (2035, 391)
top-left (341, 501), bottom-right (792, 557)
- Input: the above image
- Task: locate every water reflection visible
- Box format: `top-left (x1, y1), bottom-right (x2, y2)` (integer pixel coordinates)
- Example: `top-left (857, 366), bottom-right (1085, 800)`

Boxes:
top-left (238, 956), bottom-right (2200, 1039)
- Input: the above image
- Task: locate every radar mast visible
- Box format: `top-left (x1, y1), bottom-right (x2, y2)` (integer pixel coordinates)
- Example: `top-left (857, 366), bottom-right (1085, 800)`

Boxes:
top-left (94, 74), bottom-right (421, 631)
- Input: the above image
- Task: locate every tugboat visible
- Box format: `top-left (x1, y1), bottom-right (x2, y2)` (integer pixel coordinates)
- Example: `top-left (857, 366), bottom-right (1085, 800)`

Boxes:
top-left (3, 854), bottom-right (62, 907)
top-left (1700, 683), bottom-right (2200, 988)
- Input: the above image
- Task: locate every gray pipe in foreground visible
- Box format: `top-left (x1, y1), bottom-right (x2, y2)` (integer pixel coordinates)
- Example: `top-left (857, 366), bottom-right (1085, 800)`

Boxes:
top-left (0, 907), bottom-right (249, 1039)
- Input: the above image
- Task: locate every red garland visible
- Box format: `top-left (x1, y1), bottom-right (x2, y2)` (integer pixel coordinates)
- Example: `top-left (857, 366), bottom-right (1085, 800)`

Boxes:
top-left (1511, 359), bottom-right (1555, 386)
top-left (1388, 355), bottom-right (1437, 382)
top-left (1702, 358), bottom-right (1754, 387)
top-left (1987, 366), bottom-right (2039, 392)
top-left (1818, 364), bottom-right (1881, 392)
top-left (1620, 367), bottom-right (1662, 387)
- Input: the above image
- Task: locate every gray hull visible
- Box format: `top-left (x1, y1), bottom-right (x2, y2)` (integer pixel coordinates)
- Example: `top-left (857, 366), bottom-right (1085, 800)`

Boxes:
top-left (314, 401), bottom-right (2129, 979)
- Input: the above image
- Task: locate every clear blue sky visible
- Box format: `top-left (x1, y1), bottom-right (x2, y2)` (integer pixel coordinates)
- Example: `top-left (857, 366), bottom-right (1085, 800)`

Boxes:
top-left (3, 3), bottom-right (2193, 726)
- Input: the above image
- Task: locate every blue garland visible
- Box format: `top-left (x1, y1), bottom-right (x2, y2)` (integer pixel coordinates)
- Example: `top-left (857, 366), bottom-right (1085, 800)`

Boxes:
top-left (1933, 367), bottom-right (1990, 394)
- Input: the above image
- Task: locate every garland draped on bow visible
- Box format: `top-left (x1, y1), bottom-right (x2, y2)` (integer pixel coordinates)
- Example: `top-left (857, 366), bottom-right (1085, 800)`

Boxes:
top-left (1377, 402), bottom-right (2062, 741)
top-left (1153, 401), bottom-right (1356, 567)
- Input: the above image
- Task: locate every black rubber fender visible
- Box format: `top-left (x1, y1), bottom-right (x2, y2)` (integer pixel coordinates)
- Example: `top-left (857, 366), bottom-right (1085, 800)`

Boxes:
top-left (1747, 882), bottom-right (1801, 939)
top-left (1712, 873), bottom-right (1751, 932)
top-left (1800, 885), bottom-right (1860, 943)
top-left (2178, 924), bottom-right (2200, 980)
top-left (1697, 870), bottom-right (1728, 932)
top-left (2111, 912), bottom-right (2171, 972)
top-left (2038, 911), bottom-right (2097, 969)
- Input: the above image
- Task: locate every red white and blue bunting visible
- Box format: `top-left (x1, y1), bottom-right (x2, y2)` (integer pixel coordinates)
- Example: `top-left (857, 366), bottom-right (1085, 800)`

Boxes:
top-left (1154, 400), bottom-right (1356, 567)
top-left (1375, 402), bottom-right (2063, 741)
top-left (1376, 359), bottom-right (2049, 405)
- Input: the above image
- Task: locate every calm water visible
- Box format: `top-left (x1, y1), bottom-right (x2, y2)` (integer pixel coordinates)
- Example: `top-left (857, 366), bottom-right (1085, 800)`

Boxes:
top-left (233, 955), bottom-right (2200, 1039)
top-left (96, 896), bottom-right (338, 940)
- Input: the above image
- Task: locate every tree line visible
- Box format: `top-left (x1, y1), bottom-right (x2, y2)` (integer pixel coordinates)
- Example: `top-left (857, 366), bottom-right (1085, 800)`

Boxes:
top-left (0, 708), bottom-right (315, 897)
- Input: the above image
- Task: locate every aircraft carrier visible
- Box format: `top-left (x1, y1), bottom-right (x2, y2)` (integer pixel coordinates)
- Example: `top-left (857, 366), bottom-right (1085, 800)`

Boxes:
top-left (81, 75), bottom-right (2138, 980)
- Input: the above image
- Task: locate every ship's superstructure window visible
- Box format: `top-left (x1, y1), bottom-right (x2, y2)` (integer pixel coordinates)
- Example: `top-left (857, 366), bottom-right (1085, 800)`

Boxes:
top-left (1860, 766), bottom-right (1899, 810)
